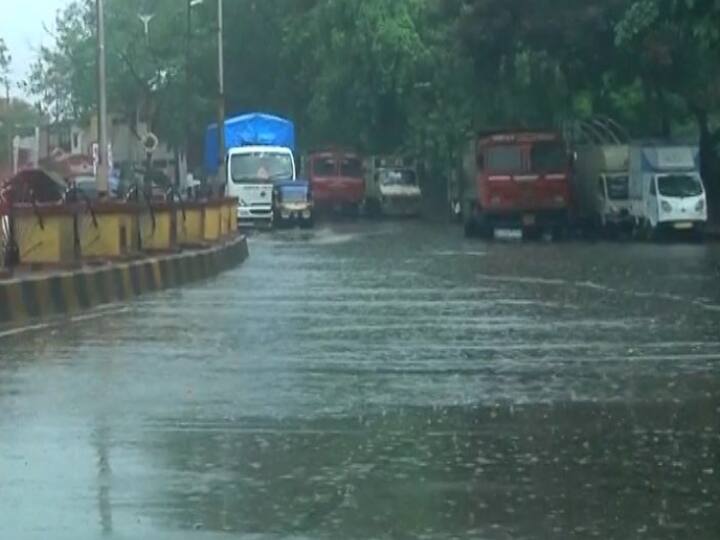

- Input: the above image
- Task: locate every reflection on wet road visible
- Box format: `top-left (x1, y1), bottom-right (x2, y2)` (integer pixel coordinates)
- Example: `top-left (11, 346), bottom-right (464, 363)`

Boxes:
top-left (1, 221), bottom-right (719, 539)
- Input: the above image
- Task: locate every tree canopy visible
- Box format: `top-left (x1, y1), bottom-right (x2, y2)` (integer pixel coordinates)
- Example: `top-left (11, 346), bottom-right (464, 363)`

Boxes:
top-left (19, 0), bottom-right (720, 189)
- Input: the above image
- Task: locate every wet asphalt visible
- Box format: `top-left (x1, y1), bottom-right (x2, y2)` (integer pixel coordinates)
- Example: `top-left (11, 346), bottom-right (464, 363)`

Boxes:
top-left (1, 220), bottom-right (719, 539)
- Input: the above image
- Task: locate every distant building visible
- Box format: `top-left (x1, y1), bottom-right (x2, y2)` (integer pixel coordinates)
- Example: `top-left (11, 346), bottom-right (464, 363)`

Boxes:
top-left (27, 114), bottom-right (186, 186)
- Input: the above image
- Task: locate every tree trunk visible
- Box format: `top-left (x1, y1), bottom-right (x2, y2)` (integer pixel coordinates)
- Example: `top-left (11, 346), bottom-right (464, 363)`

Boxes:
top-left (656, 88), bottom-right (671, 139)
top-left (694, 107), bottom-right (719, 206)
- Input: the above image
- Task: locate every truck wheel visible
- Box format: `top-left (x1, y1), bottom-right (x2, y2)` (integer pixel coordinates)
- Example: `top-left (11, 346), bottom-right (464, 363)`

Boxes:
top-left (463, 216), bottom-right (478, 238)
top-left (479, 221), bottom-right (495, 240)
top-left (522, 227), bottom-right (541, 241)
top-left (551, 225), bottom-right (568, 242)
top-left (366, 199), bottom-right (381, 218)
top-left (639, 220), bottom-right (656, 242)
top-left (300, 217), bottom-right (315, 230)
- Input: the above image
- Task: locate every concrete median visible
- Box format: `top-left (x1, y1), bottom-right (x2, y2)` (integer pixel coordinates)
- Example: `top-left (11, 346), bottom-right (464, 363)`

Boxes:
top-left (0, 234), bottom-right (248, 327)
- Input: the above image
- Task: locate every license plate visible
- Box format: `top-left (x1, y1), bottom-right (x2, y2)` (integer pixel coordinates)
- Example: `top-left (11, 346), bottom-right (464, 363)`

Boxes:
top-left (673, 222), bottom-right (693, 230)
top-left (523, 214), bottom-right (536, 226)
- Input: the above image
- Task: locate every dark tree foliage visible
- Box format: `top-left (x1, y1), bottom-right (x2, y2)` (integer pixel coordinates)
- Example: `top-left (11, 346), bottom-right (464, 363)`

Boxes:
top-left (20, 0), bottom-right (720, 194)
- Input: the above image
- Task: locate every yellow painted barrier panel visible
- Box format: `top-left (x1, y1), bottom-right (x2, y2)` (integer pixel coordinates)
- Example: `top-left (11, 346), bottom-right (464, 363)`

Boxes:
top-left (228, 198), bottom-right (238, 231)
top-left (14, 204), bottom-right (76, 265)
top-left (80, 203), bottom-right (140, 259)
top-left (181, 204), bottom-right (204, 246)
top-left (203, 201), bottom-right (222, 242)
top-left (140, 205), bottom-right (173, 252)
top-left (219, 202), bottom-right (228, 237)
top-left (175, 208), bottom-right (188, 246)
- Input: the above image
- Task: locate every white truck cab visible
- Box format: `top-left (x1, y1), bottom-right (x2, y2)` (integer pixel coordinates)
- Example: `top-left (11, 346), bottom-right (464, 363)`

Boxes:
top-left (629, 145), bottom-right (707, 235)
top-left (574, 145), bottom-right (634, 232)
top-left (226, 145), bottom-right (296, 226)
top-left (365, 157), bottom-right (423, 217)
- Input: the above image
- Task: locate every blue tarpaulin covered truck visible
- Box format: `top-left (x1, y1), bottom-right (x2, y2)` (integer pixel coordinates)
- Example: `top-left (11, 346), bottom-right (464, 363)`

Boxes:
top-left (204, 113), bottom-right (296, 175)
top-left (205, 113), bottom-right (311, 228)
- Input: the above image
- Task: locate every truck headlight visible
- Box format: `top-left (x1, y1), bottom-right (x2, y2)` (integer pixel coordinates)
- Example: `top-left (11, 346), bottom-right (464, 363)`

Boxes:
top-left (661, 201), bottom-right (672, 213)
top-left (696, 199), bottom-right (705, 212)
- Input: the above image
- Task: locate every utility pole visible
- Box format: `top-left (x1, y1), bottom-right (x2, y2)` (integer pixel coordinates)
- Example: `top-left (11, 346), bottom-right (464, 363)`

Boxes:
top-left (216, 0), bottom-right (225, 194)
top-left (5, 81), bottom-right (11, 174)
top-left (185, 0), bottom-right (192, 180)
top-left (96, 0), bottom-right (110, 195)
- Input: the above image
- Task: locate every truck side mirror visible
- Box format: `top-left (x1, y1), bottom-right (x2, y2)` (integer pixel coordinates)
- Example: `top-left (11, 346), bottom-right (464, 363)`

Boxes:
top-left (476, 154), bottom-right (485, 170)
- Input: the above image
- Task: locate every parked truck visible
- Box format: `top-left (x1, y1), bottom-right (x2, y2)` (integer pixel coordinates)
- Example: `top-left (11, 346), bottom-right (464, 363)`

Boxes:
top-left (307, 148), bottom-right (365, 216)
top-left (629, 143), bottom-right (707, 238)
top-left (364, 156), bottom-right (422, 217)
top-left (205, 113), bottom-right (302, 228)
top-left (573, 144), bottom-right (633, 235)
top-left (461, 131), bottom-right (572, 239)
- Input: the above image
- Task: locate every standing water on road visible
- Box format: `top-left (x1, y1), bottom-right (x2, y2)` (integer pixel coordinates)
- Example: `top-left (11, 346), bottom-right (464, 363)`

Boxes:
top-left (1, 222), bottom-right (719, 539)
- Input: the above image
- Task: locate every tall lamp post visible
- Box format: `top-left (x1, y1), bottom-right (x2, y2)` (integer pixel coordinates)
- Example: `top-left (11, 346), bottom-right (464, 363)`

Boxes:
top-left (96, 0), bottom-right (109, 195)
top-left (216, 0), bottom-right (225, 194)
top-left (189, 0), bottom-right (225, 193)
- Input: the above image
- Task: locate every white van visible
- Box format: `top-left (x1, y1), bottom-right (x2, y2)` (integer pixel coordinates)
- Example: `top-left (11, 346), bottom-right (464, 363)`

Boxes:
top-left (629, 145), bottom-right (707, 236)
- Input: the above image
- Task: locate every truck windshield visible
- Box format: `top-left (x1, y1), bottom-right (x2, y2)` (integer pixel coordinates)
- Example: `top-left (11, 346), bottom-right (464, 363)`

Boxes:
top-left (278, 185), bottom-right (308, 203)
top-left (606, 175), bottom-right (629, 200)
top-left (486, 146), bottom-right (523, 172)
top-left (340, 158), bottom-right (363, 178)
top-left (313, 158), bottom-right (337, 177)
top-left (530, 141), bottom-right (566, 173)
top-left (657, 174), bottom-right (703, 198)
top-left (230, 152), bottom-right (293, 184)
top-left (379, 169), bottom-right (417, 186)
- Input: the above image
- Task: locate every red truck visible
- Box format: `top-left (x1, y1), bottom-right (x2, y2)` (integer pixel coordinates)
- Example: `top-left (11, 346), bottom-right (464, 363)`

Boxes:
top-left (306, 149), bottom-right (365, 215)
top-left (460, 131), bottom-right (572, 239)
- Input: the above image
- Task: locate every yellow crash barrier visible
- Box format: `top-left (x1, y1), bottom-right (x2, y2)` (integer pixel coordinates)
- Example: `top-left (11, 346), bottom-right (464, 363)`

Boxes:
top-left (203, 199), bottom-right (223, 242)
top-left (219, 200), bottom-right (230, 237)
top-left (13, 203), bottom-right (76, 265)
top-left (80, 202), bottom-right (140, 259)
top-left (179, 202), bottom-right (205, 246)
top-left (228, 197), bottom-right (238, 231)
top-left (139, 202), bottom-right (174, 252)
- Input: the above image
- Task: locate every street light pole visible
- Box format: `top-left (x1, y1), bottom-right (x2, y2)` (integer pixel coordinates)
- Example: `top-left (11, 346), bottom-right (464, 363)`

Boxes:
top-left (216, 0), bottom-right (226, 194)
top-left (96, 0), bottom-right (109, 195)
top-left (185, 0), bottom-right (192, 184)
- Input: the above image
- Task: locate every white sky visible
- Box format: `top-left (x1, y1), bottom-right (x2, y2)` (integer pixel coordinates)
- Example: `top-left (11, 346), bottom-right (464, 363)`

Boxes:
top-left (0, 0), bottom-right (73, 96)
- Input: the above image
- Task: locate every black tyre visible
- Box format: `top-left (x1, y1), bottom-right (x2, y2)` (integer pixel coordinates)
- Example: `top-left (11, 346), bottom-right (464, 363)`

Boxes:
top-left (366, 199), bottom-right (382, 218)
top-left (346, 203), bottom-right (361, 219)
top-left (551, 224), bottom-right (568, 242)
top-left (464, 215), bottom-right (478, 237)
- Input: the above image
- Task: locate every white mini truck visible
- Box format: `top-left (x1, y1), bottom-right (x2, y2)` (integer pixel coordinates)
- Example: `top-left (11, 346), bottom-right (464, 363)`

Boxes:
top-left (629, 144), bottom-right (707, 237)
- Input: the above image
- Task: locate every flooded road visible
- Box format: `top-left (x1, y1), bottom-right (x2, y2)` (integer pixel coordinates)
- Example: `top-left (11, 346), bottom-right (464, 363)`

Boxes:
top-left (1, 221), bottom-right (719, 539)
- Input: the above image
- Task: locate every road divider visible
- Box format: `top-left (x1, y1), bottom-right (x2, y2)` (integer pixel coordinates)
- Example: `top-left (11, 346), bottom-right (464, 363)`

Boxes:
top-left (2, 197), bottom-right (239, 266)
top-left (0, 234), bottom-right (248, 327)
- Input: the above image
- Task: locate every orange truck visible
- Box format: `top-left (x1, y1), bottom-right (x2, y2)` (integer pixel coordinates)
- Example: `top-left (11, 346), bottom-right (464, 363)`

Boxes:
top-left (306, 148), bottom-right (365, 215)
top-left (461, 131), bottom-right (572, 239)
